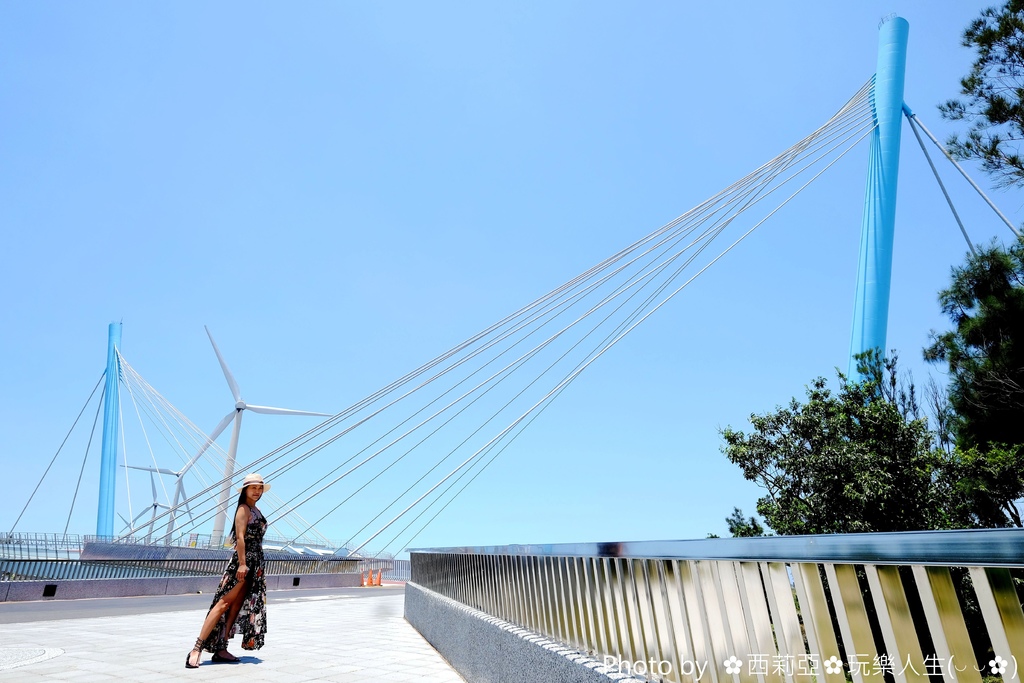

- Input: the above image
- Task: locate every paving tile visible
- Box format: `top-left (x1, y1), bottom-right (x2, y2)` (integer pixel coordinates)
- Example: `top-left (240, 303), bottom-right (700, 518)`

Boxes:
top-left (0, 593), bottom-right (463, 682)
top-left (8, 674), bottom-right (42, 683)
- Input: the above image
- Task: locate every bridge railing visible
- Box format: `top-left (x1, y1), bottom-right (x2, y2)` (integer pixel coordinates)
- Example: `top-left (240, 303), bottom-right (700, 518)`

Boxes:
top-left (82, 533), bottom-right (353, 553)
top-left (410, 529), bottom-right (1024, 683)
top-left (359, 557), bottom-right (410, 582)
top-left (0, 557), bottom-right (361, 581)
top-left (0, 533), bottom-right (83, 560)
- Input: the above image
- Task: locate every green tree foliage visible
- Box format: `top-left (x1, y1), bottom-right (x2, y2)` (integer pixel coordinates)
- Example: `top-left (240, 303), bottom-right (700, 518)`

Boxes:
top-left (725, 507), bottom-right (766, 537)
top-left (933, 5), bottom-right (1024, 530)
top-left (937, 444), bottom-right (1024, 527)
top-left (924, 237), bottom-right (1024, 448)
top-left (721, 352), bottom-right (948, 535)
top-left (940, 0), bottom-right (1024, 186)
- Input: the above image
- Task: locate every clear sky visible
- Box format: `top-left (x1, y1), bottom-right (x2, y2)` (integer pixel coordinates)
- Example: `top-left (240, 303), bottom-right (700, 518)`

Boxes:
top-left (2, 1), bottom-right (1019, 553)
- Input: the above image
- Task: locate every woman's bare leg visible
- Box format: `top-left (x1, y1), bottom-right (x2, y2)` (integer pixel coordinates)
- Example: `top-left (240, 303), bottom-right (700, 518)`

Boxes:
top-left (217, 581), bottom-right (251, 660)
top-left (188, 581), bottom-right (247, 667)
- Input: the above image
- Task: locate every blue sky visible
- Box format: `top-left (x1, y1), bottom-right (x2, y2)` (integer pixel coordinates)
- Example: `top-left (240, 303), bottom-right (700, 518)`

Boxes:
top-left (2, 1), bottom-right (1019, 553)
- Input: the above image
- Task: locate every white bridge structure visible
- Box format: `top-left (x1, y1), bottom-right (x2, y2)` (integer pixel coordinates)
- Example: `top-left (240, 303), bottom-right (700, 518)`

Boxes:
top-left (4, 15), bottom-right (1023, 683)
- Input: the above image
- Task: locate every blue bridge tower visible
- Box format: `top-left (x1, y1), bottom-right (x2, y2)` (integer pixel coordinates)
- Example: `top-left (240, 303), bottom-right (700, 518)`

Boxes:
top-left (849, 17), bottom-right (909, 375)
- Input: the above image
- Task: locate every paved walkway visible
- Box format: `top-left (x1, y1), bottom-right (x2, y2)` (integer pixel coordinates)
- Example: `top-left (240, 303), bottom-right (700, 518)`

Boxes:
top-left (0, 588), bottom-right (464, 682)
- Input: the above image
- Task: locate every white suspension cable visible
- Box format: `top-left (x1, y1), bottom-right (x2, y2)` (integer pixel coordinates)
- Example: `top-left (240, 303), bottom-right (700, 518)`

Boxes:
top-left (262, 119), bottom-right (875, 540)
top-left (119, 355), bottom-right (171, 510)
top-left (63, 384), bottom-right (106, 536)
top-left (10, 373), bottom-right (104, 533)
top-left (348, 114), bottom-right (878, 555)
top-left (904, 107), bottom-right (1021, 238)
top-left (118, 376), bottom-right (134, 534)
top-left (262, 85), bottom-right (872, 505)
top-left (155, 80), bottom-right (879, 547)
top-left (177, 81), bottom-right (878, 523)
top-left (904, 112), bottom-right (976, 255)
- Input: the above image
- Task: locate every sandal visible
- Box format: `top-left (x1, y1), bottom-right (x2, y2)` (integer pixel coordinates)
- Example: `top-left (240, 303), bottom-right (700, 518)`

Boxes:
top-left (212, 651), bottom-right (241, 663)
top-left (185, 638), bottom-right (204, 669)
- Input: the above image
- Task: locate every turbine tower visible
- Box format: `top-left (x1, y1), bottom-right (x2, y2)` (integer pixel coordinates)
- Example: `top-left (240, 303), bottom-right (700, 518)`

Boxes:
top-left (121, 466), bottom-right (181, 544)
top-left (204, 326), bottom-right (331, 545)
top-left (124, 448), bottom-right (203, 545)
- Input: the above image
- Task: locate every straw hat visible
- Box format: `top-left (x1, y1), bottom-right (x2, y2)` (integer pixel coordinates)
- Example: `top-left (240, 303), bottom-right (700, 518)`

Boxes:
top-left (237, 473), bottom-right (271, 493)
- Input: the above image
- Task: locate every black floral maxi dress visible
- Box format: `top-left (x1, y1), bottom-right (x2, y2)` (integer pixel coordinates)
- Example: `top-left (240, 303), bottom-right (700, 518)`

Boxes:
top-left (201, 505), bottom-right (268, 652)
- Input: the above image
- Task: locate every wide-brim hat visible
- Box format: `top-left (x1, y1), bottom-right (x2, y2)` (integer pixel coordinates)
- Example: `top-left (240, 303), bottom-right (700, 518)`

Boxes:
top-left (237, 473), bottom-right (271, 493)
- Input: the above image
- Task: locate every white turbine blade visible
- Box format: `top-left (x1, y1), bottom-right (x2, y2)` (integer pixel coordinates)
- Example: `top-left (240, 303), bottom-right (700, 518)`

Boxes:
top-left (125, 464), bottom-right (177, 476)
top-left (180, 410), bottom-right (236, 474)
top-left (182, 491), bottom-right (196, 523)
top-left (130, 506), bottom-right (155, 525)
top-left (208, 410), bottom-right (238, 441)
top-left (150, 472), bottom-right (158, 501)
top-left (205, 325), bottom-right (241, 403)
top-left (245, 405), bottom-right (331, 417)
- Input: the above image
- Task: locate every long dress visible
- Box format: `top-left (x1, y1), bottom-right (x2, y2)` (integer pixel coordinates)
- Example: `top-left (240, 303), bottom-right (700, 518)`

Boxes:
top-left (201, 505), bottom-right (268, 652)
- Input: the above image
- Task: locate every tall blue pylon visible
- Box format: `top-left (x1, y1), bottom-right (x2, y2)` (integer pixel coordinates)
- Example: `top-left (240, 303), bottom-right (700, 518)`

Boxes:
top-left (96, 322), bottom-right (122, 537)
top-left (849, 16), bottom-right (908, 377)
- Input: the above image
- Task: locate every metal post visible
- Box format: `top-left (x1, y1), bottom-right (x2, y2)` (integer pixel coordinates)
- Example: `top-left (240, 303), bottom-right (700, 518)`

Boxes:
top-left (849, 16), bottom-right (909, 377)
top-left (211, 410), bottom-right (243, 546)
top-left (97, 322), bottom-right (122, 537)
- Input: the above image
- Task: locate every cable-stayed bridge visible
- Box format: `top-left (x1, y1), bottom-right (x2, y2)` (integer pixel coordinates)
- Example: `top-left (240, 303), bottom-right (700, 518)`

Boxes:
top-left (3, 15), bottom-right (1023, 683)
top-left (5, 16), bottom-right (1020, 564)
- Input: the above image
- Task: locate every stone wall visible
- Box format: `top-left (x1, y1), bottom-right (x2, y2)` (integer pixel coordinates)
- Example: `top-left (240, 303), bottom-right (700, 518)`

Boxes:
top-left (404, 581), bottom-right (642, 683)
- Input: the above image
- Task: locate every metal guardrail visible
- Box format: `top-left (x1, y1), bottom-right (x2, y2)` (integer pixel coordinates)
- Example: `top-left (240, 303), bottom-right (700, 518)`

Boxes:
top-left (0, 557), bottom-right (361, 582)
top-left (0, 533), bottom-right (83, 560)
top-left (83, 533), bottom-right (356, 553)
top-left (1, 560), bottom-right (218, 581)
top-left (0, 532), bottom-right (400, 564)
top-left (0, 531), bottom-right (376, 559)
top-left (360, 558), bottom-right (410, 582)
top-left (388, 559), bottom-right (411, 582)
top-left (411, 529), bottom-right (1024, 683)
top-left (0, 531), bottom-right (376, 581)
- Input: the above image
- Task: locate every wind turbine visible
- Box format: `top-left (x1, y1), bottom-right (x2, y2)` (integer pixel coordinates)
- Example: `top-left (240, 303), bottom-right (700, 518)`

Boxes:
top-left (119, 468), bottom-right (172, 543)
top-left (203, 326), bottom-right (331, 545)
top-left (123, 444), bottom-right (204, 545)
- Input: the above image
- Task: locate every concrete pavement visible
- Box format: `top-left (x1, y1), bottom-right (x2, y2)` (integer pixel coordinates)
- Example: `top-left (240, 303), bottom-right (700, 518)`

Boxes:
top-left (0, 586), bottom-right (465, 682)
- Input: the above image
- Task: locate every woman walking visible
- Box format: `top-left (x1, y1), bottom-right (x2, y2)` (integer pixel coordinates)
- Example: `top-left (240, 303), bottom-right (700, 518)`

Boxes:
top-left (186, 473), bottom-right (269, 668)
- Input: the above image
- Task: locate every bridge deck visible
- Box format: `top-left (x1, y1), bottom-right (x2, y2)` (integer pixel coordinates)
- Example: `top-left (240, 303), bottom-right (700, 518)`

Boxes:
top-left (0, 586), bottom-right (463, 682)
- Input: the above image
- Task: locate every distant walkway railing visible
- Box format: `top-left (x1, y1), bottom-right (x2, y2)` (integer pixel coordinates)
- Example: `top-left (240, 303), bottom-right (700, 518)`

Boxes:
top-left (1, 532), bottom-right (405, 583)
top-left (82, 533), bottom-right (356, 553)
top-left (362, 558), bottom-right (410, 582)
top-left (0, 531), bottom-right (393, 560)
top-left (0, 533), bottom-right (82, 560)
top-left (1, 557), bottom-right (361, 582)
top-left (411, 529), bottom-right (1024, 683)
